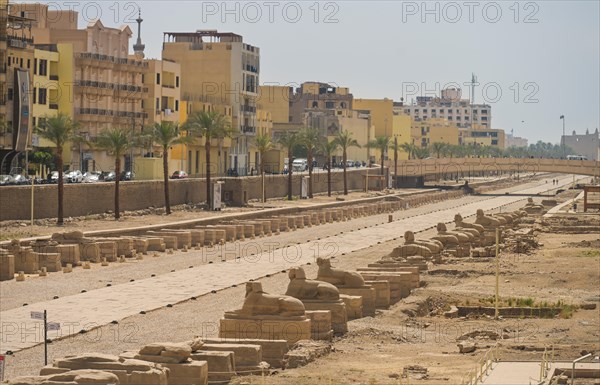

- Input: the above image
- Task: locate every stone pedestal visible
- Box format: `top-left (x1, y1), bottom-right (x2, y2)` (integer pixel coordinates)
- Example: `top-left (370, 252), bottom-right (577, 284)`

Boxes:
top-left (158, 230), bottom-right (192, 248)
top-left (360, 272), bottom-right (418, 304)
top-left (364, 280), bottom-right (391, 309)
top-left (142, 238), bottom-right (166, 252)
top-left (202, 338), bottom-right (289, 369)
top-left (219, 318), bottom-right (311, 344)
top-left (97, 241), bottom-right (118, 261)
top-left (0, 252), bottom-right (15, 281)
top-left (133, 238), bottom-right (149, 254)
top-left (338, 286), bottom-right (376, 316)
top-left (302, 300), bottom-right (348, 335)
top-left (340, 295), bottom-right (363, 319)
top-left (191, 351), bottom-right (235, 383)
top-left (306, 310), bottom-right (332, 341)
top-left (201, 343), bottom-right (262, 372)
top-left (39, 252), bottom-right (61, 272)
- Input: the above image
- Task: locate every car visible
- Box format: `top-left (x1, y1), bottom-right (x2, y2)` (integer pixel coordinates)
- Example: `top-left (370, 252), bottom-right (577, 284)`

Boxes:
top-left (120, 171), bottom-right (135, 181)
top-left (83, 171), bottom-right (101, 183)
top-left (0, 174), bottom-right (13, 186)
top-left (103, 171), bottom-right (116, 182)
top-left (170, 170), bottom-right (188, 179)
top-left (10, 174), bottom-right (31, 185)
top-left (66, 170), bottom-right (83, 183)
top-left (292, 158), bottom-right (308, 172)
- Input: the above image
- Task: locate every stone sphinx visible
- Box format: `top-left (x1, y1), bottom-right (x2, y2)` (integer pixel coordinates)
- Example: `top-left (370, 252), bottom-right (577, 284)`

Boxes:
top-left (454, 214), bottom-right (485, 235)
top-left (432, 223), bottom-right (472, 257)
top-left (220, 282), bottom-right (311, 343)
top-left (316, 257), bottom-right (376, 317)
top-left (286, 267), bottom-right (339, 301)
top-left (522, 197), bottom-right (546, 214)
top-left (405, 231), bottom-right (444, 254)
top-left (232, 281), bottom-right (305, 318)
top-left (474, 209), bottom-right (501, 229)
top-left (316, 257), bottom-right (365, 288)
top-left (286, 266), bottom-right (348, 335)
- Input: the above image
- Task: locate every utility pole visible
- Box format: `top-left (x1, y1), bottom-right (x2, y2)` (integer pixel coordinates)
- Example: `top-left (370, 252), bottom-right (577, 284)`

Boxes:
top-left (560, 115), bottom-right (566, 158)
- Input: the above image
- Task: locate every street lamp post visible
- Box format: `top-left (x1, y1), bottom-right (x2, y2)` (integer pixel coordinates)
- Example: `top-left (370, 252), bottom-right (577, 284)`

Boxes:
top-left (560, 115), bottom-right (565, 158)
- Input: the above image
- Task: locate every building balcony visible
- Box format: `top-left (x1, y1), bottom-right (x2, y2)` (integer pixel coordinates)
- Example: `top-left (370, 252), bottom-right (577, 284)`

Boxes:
top-left (240, 104), bottom-right (256, 114)
top-left (75, 53), bottom-right (148, 69)
top-left (241, 125), bottom-right (256, 134)
top-left (244, 64), bottom-right (258, 73)
top-left (49, 74), bottom-right (59, 81)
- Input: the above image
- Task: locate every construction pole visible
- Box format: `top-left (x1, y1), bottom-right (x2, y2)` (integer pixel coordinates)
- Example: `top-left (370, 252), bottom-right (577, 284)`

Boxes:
top-left (44, 310), bottom-right (48, 365)
top-left (494, 227), bottom-right (500, 320)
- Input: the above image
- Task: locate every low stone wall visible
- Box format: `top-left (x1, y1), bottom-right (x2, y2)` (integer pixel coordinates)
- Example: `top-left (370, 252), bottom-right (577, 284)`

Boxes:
top-left (457, 306), bottom-right (562, 318)
top-left (0, 169), bottom-right (384, 221)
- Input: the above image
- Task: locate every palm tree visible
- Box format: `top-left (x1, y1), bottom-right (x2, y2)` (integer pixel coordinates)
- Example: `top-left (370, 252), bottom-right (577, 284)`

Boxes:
top-left (34, 113), bottom-right (80, 225)
top-left (183, 111), bottom-right (233, 210)
top-left (368, 136), bottom-right (391, 186)
top-left (148, 121), bottom-right (194, 215)
top-left (389, 137), bottom-right (400, 188)
top-left (254, 133), bottom-right (273, 202)
top-left (400, 142), bottom-right (417, 160)
top-left (93, 127), bottom-right (133, 220)
top-left (299, 127), bottom-right (321, 198)
top-left (277, 131), bottom-right (299, 200)
top-left (431, 142), bottom-right (447, 158)
top-left (320, 138), bottom-right (339, 197)
top-left (413, 146), bottom-right (430, 159)
top-left (333, 130), bottom-right (360, 195)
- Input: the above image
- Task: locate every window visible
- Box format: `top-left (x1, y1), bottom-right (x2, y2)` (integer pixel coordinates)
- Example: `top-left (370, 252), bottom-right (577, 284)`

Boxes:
top-left (156, 98), bottom-right (159, 109)
top-left (312, 101), bottom-right (318, 108)
top-left (325, 101), bottom-right (334, 109)
top-left (20, 58), bottom-right (23, 67)
top-left (448, 116), bottom-right (453, 120)
top-left (38, 88), bottom-right (47, 105)
top-left (176, 76), bottom-right (179, 87)
top-left (33, 58), bottom-right (37, 74)
top-left (481, 109), bottom-right (488, 114)
top-left (156, 73), bottom-right (160, 85)
top-left (439, 109), bottom-right (444, 113)
top-left (456, 116), bottom-right (461, 120)
top-left (431, 109), bottom-right (436, 113)
top-left (33, 88), bottom-right (37, 104)
top-left (464, 109), bottom-right (468, 114)
top-left (141, 74), bottom-right (145, 83)
top-left (7, 88), bottom-right (13, 100)
top-left (491, 140), bottom-right (498, 145)
top-left (175, 100), bottom-right (179, 111)
top-left (481, 116), bottom-right (488, 121)
top-left (27, 59), bottom-right (30, 69)
top-left (39, 59), bottom-right (47, 76)
top-left (32, 117), bottom-right (36, 127)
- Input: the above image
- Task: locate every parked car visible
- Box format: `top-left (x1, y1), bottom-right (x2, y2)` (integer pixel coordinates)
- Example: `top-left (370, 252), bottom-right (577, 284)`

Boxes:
top-left (120, 171), bottom-right (135, 181)
top-left (170, 170), bottom-right (188, 179)
top-left (103, 171), bottom-right (116, 182)
top-left (66, 170), bottom-right (83, 183)
top-left (292, 158), bottom-right (308, 172)
top-left (10, 174), bottom-right (31, 185)
top-left (83, 171), bottom-right (101, 183)
top-left (0, 174), bottom-right (13, 186)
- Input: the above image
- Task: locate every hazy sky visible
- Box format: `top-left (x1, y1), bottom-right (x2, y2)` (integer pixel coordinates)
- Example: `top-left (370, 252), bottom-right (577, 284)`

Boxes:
top-left (58, 0), bottom-right (599, 143)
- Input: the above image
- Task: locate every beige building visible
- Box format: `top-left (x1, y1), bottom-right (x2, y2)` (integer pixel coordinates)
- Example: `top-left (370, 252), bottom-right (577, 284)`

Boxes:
top-left (398, 88), bottom-right (492, 129)
top-left (9, 2), bottom-right (148, 172)
top-left (142, 59), bottom-right (181, 126)
top-left (505, 132), bottom-right (528, 148)
top-left (163, 30), bottom-right (260, 175)
top-left (1, 2), bottom-right (35, 173)
top-left (411, 117), bottom-right (460, 148)
top-left (459, 126), bottom-right (505, 149)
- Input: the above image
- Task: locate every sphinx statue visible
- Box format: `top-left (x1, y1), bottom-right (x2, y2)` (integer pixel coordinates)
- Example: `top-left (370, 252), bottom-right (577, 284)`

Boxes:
top-left (404, 230), bottom-right (444, 254)
top-left (387, 240), bottom-right (433, 259)
top-left (474, 209), bottom-right (501, 229)
top-left (230, 282), bottom-right (306, 318)
top-left (436, 222), bottom-right (473, 243)
top-left (522, 197), bottom-right (546, 214)
top-left (316, 257), bottom-right (366, 288)
top-left (286, 267), bottom-right (340, 301)
top-left (454, 214), bottom-right (485, 235)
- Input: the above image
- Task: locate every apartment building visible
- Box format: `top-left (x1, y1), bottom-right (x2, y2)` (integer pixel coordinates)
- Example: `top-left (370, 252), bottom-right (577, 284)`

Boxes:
top-left (459, 126), bottom-right (505, 149)
top-left (398, 88), bottom-right (492, 129)
top-left (562, 129), bottom-right (600, 161)
top-left (163, 30), bottom-right (260, 175)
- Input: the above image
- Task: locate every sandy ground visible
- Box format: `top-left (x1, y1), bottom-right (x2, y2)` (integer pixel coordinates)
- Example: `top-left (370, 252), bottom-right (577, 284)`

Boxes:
top-left (1, 175), bottom-right (598, 383)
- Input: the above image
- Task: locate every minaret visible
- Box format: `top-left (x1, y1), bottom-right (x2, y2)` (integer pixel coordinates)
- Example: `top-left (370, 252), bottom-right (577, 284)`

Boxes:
top-left (133, 9), bottom-right (145, 59)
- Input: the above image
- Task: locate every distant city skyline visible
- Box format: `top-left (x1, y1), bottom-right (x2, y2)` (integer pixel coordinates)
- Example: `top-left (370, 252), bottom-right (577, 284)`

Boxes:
top-left (29, 0), bottom-right (599, 144)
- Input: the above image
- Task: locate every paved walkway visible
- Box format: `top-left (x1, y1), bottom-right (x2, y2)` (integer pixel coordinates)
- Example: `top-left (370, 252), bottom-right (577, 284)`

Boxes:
top-left (0, 175), bottom-right (582, 353)
top-left (480, 361), bottom-right (600, 385)
top-left (545, 191), bottom-right (585, 216)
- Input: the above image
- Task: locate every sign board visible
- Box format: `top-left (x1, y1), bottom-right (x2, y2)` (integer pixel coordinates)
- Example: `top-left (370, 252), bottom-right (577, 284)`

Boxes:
top-left (301, 177), bottom-right (308, 199)
top-left (213, 182), bottom-right (222, 210)
top-left (31, 311), bottom-right (44, 320)
top-left (47, 322), bottom-right (60, 331)
top-left (0, 355), bottom-right (5, 382)
top-left (13, 68), bottom-right (31, 152)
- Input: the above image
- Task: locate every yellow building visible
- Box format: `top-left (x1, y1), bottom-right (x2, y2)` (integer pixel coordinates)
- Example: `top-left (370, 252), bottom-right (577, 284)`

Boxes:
top-left (459, 127), bottom-right (505, 149)
top-left (257, 85), bottom-right (290, 124)
top-left (143, 59), bottom-right (181, 126)
top-left (163, 30), bottom-right (260, 175)
top-left (411, 117), bottom-right (460, 148)
top-left (353, 98), bottom-right (395, 138)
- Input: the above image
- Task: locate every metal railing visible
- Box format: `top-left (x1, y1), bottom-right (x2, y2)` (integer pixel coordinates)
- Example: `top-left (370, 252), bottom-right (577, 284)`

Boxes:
top-left (461, 345), bottom-right (500, 385)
